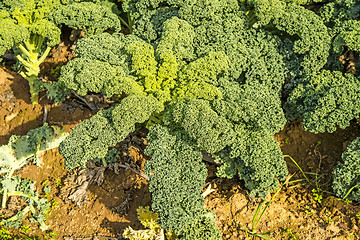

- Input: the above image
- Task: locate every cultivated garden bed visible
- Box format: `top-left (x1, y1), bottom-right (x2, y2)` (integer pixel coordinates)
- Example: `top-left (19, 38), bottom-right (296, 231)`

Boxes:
top-left (1, 0), bottom-right (360, 239)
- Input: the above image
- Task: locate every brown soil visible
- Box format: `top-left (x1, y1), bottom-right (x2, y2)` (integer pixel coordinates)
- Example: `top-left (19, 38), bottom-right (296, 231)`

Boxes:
top-left (206, 121), bottom-right (360, 240)
top-left (1, 43), bottom-right (360, 240)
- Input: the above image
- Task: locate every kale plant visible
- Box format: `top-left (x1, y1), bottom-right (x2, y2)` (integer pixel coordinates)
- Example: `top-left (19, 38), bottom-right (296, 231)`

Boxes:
top-left (0, 0), bottom-right (125, 104)
top-left (53, 0), bottom-right (360, 237)
top-left (0, 0), bottom-right (61, 103)
top-left (0, 124), bottom-right (68, 230)
top-left (333, 138), bottom-right (360, 201)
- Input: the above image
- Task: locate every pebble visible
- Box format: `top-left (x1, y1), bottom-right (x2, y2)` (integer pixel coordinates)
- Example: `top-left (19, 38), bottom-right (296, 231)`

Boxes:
top-left (5, 112), bottom-right (17, 122)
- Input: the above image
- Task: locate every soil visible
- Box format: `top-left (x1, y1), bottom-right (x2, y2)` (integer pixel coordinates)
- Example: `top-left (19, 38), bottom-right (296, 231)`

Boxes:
top-left (1, 41), bottom-right (360, 240)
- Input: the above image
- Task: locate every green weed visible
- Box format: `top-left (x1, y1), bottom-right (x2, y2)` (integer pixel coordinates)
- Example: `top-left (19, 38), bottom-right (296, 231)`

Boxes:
top-left (312, 188), bottom-right (323, 204)
top-left (50, 66), bottom-right (61, 78)
top-left (55, 178), bottom-right (62, 187)
top-left (239, 174), bottom-right (293, 240)
top-left (20, 225), bottom-right (31, 233)
top-left (51, 199), bottom-right (59, 209)
top-left (283, 228), bottom-right (298, 239)
top-left (304, 206), bottom-right (316, 216)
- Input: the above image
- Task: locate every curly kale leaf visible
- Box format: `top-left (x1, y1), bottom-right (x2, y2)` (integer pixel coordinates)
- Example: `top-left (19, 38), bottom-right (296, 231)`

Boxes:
top-left (187, 10), bottom-right (286, 93)
top-left (59, 58), bottom-right (143, 97)
top-left (0, 10), bottom-right (28, 56)
top-left (285, 70), bottom-right (360, 133)
top-left (246, 0), bottom-right (286, 26)
top-left (58, 30), bottom-right (231, 170)
top-left (59, 95), bottom-right (158, 170)
top-left (59, 28), bottom-right (229, 104)
top-left (112, 94), bottom-right (159, 134)
top-left (144, 125), bottom-right (220, 239)
top-left (333, 20), bottom-right (360, 53)
top-left (58, 108), bottom-right (122, 170)
top-left (215, 130), bottom-right (288, 199)
top-left (155, 16), bottom-right (196, 66)
top-left (179, 210), bottom-right (222, 240)
top-left (123, 0), bottom-right (242, 42)
top-left (324, 19), bottom-right (360, 70)
top-left (163, 98), bottom-right (235, 154)
top-left (319, 0), bottom-right (360, 26)
top-left (61, 33), bottom-right (166, 98)
top-left (49, 1), bottom-right (121, 35)
top-left (124, 0), bottom-right (301, 93)
top-left (44, 80), bottom-right (71, 104)
top-left (274, 3), bottom-right (331, 75)
top-left (333, 138), bottom-right (360, 201)
top-left (213, 79), bottom-right (286, 135)
top-left (74, 32), bottom-right (134, 67)
top-left (172, 51), bottom-right (228, 100)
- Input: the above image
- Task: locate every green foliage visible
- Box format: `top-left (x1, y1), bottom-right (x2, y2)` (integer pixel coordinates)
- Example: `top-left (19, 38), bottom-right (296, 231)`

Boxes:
top-left (1, 177), bottom-right (51, 231)
top-left (163, 98), bottom-right (235, 154)
top-left (144, 125), bottom-right (221, 239)
top-left (324, 18), bottom-right (360, 70)
top-left (0, 124), bottom-right (68, 173)
top-left (56, 0), bottom-right (360, 236)
top-left (49, 1), bottom-right (121, 35)
top-left (285, 70), bottom-right (360, 133)
top-left (123, 206), bottom-right (176, 240)
top-left (43, 80), bottom-right (71, 104)
top-left (59, 94), bottom-right (158, 169)
top-left (58, 25), bottom-right (233, 171)
top-left (0, 124), bottom-right (67, 230)
top-left (0, 9), bottom-right (28, 56)
top-left (332, 20), bottom-right (360, 53)
top-left (122, 0), bottom-right (243, 42)
top-left (58, 32), bottom-right (169, 105)
top-left (179, 210), bottom-right (222, 240)
top-left (0, 0), bottom-right (62, 103)
top-left (250, 1), bottom-right (331, 75)
top-left (124, 0), bottom-right (330, 79)
top-left (285, 0), bottom-right (325, 4)
top-left (246, 0), bottom-right (286, 26)
top-left (74, 32), bottom-right (132, 67)
top-left (333, 138), bottom-right (360, 201)
top-left (311, 188), bottom-right (323, 204)
top-left (213, 79), bottom-right (286, 135)
top-left (0, 0), bottom-right (61, 47)
top-left (215, 130), bottom-right (288, 199)
top-left (144, 125), bottom-right (206, 233)
top-left (172, 51), bottom-right (228, 100)
top-left (0, 227), bottom-right (13, 240)
top-left (93, 148), bottom-right (120, 166)
top-left (128, 0), bottom-right (334, 96)
top-left (59, 58), bottom-right (143, 97)
top-left (191, 18), bottom-right (287, 93)
top-left (319, 0), bottom-right (360, 26)
top-left (155, 17), bottom-right (196, 66)
top-left (59, 5), bottom-right (289, 201)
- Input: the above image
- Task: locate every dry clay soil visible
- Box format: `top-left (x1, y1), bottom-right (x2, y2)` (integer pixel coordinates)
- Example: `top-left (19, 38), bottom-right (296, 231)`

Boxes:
top-left (1, 43), bottom-right (360, 240)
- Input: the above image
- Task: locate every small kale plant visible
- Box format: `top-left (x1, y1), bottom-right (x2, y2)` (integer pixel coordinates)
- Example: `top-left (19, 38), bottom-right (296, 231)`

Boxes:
top-left (0, 124), bottom-right (68, 230)
top-left (123, 206), bottom-right (177, 240)
top-left (0, 0), bottom-right (125, 104)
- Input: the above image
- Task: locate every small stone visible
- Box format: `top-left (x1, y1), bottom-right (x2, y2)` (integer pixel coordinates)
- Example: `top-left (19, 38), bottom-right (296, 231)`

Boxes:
top-left (5, 112), bottom-right (18, 122)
